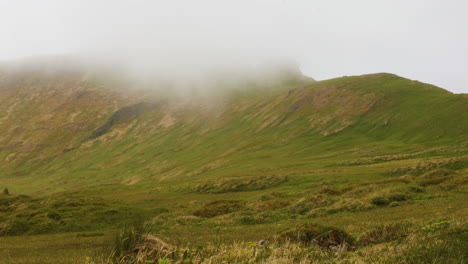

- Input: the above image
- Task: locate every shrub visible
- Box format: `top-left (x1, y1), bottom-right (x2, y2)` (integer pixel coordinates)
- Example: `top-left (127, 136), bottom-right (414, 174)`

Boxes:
top-left (371, 196), bottom-right (389, 206)
top-left (388, 201), bottom-right (400, 207)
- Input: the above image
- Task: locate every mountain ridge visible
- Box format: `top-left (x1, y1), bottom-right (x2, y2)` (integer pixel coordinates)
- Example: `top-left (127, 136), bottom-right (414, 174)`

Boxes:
top-left (0, 70), bottom-right (466, 195)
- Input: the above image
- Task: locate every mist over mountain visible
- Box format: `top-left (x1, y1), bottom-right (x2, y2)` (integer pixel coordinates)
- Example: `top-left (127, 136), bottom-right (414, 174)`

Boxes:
top-left (0, 60), bottom-right (465, 192)
top-left (0, 2), bottom-right (467, 262)
top-left (2, 1), bottom-right (468, 93)
top-left (0, 54), bottom-right (466, 264)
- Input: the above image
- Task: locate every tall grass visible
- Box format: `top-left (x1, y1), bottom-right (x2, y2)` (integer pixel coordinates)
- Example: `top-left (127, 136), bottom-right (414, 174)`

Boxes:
top-left (91, 221), bottom-right (467, 264)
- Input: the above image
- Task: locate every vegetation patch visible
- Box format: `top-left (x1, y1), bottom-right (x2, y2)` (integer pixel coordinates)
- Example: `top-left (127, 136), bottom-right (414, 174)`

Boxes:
top-left (417, 169), bottom-right (456, 187)
top-left (193, 176), bottom-right (287, 193)
top-left (421, 219), bottom-right (451, 232)
top-left (278, 223), bottom-right (355, 248)
top-left (289, 194), bottom-right (335, 215)
top-left (0, 193), bottom-right (148, 236)
top-left (193, 200), bottom-right (245, 218)
top-left (335, 154), bottom-right (413, 166)
top-left (384, 158), bottom-right (467, 176)
top-left (388, 192), bottom-right (410, 202)
top-left (326, 198), bottom-right (373, 214)
top-left (250, 198), bottom-right (291, 212)
top-left (235, 210), bottom-right (289, 225)
top-left (391, 223), bottom-right (467, 264)
top-left (371, 196), bottom-right (390, 206)
top-left (359, 222), bottom-right (413, 246)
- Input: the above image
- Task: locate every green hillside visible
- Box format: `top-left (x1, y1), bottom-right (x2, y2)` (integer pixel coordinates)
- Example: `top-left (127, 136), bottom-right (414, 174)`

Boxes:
top-left (0, 71), bottom-right (466, 193)
top-left (0, 68), bottom-right (466, 263)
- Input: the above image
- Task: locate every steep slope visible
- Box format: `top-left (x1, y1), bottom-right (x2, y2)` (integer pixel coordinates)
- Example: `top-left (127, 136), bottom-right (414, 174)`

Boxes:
top-left (0, 69), bottom-right (466, 195)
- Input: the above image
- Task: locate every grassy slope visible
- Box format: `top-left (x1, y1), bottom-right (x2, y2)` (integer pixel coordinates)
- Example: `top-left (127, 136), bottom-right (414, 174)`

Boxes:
top-left (0, 72), bottom-right (465, 193)
top-left (0, 70), bottom-right (466, 263)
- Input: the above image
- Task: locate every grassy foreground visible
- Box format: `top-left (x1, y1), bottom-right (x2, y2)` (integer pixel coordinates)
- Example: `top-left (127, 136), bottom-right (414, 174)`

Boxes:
top-left (92, 220), bottom-right (467, 264)
top-left (2, 219), bottom-right (465, 264)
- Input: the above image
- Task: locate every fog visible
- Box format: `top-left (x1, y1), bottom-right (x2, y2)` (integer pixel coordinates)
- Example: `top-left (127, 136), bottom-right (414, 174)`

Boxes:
top-left (0, 0), bottom-right (467, 93)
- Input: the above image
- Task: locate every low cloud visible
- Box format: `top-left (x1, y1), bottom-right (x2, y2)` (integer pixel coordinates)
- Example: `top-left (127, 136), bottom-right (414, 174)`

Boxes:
top-left (0, 0), bottom-right (467, 92)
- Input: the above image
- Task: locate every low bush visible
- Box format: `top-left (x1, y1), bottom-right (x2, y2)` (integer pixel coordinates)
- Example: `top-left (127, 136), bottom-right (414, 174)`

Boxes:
top-left (371, 196), bottom-right (389, 206)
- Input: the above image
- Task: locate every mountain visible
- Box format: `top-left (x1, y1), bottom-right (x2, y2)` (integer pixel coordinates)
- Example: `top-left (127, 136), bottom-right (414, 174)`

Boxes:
top-left (0, 65), bottom-right (466, 195)
top-left (0, 63), bottom-right (467, 263)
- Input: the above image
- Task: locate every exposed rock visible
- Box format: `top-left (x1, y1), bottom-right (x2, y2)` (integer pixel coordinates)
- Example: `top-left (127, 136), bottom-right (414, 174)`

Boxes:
top-left (88, 102), bottom-right (164, 140)
top-left (75, 91), bottom-right (89, 99)
top-left (62, 147), bottom-right (75, 153)
top-left (258, 240), bottom-right (269, 247)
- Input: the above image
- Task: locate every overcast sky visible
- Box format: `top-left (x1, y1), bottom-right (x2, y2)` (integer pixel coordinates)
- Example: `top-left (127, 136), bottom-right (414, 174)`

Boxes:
top-left (0, 0), bottom-right (467, 93)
